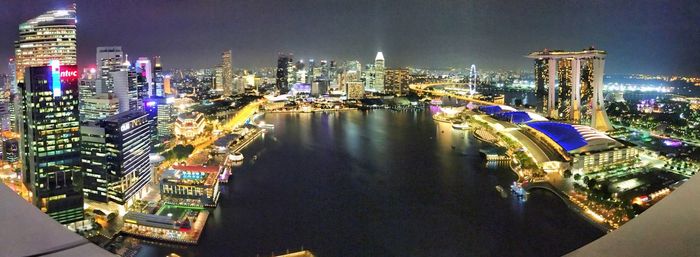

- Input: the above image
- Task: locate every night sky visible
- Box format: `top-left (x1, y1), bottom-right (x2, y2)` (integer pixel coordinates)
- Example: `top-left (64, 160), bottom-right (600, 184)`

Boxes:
top-left (1, 0), bottom-right (698, 75)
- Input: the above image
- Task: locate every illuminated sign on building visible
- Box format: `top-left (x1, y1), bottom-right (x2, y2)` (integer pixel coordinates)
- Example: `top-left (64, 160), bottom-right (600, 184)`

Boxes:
top-left (48, 60), bottom-right (79, 97)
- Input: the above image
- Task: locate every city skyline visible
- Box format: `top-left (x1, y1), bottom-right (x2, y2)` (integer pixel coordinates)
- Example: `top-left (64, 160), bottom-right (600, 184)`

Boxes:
top-left (0, 0), bottom-right (698, 75)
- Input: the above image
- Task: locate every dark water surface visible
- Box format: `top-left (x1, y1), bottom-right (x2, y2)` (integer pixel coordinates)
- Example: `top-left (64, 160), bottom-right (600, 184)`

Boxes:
top-left (135, 110), bottom-right (603, 257)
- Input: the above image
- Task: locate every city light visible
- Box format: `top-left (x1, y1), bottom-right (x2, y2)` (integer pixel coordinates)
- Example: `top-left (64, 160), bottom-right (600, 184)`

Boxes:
top-left (0, 2), bottom-right (698, 257)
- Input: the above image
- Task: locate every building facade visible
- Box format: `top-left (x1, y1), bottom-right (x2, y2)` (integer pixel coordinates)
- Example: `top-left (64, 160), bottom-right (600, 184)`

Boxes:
top-left (81, 110), bottom-right (151, 206)
top-left (14, 8), bottom-right (77, 84)
top-left (20, 63), bottom-right (83, 224)
top-left (221, 51), bottom-right (233, 96)
top-left (385, 68), bottom-right (409, 95)
top-left (160, 165), bottom-right (221, 207)
top-left (80, 93), bottom-right (120, 123)
top-left (174, 112), bottom-right (205, 140)
top-left (276, 54), bottom-right (292, 93)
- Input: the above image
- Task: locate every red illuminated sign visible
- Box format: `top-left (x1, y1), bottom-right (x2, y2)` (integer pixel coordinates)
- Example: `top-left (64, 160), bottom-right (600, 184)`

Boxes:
top-left (60, 70), bottom-right (78, 78)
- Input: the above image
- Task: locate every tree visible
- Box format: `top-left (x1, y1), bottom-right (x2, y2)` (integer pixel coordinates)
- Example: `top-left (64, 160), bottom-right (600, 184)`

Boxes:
top-left (574, 173), bottom-right (581, 181)
top-left (563, 170), bottom-right (572, 178)
top-left (173, 144), bottom-right (195, 159)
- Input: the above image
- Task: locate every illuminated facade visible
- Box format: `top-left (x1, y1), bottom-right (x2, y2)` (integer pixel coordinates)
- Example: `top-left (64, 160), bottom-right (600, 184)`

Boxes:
top-left (524, 121), bottom-right (638, 174)
top-left (213, 65), bottom-right (223, 92)
top-left (174, 112), bottom-right (205, 140)
top-left (373, 52), bottom-right (385, 92)
top-left (80, 93), bottom-right (120, 123)
top-left (135, 57), bottom-right (153, 96)
top-left (14, 8), bottom-right (77, 84)
top-left (160, 165), bottom-right (221, 207)
top-left (153, 56), bottom-right (164, 97)
top-left (96, 46), bottom-right (125, 93)
top-left (8, 58), bottom-right (18, 132)
top-left (557, 58), bottom-right (572, 119)
top-left (527, 48), bottom-right (613, 131)
top-left (345, 81), bottom-right (365, 100)
top-left (144, 96), bottom-right (175, 140)
top-left (221, 50), bottom-right (233, 96)
top-left (385, 68), bottom-right (409, 95)
top-left (20, 63), bottom-right (83, 224)
top-left (534, 58), bottom-right (548, 96)
top-left (81, 110), bottom-right (151, 206)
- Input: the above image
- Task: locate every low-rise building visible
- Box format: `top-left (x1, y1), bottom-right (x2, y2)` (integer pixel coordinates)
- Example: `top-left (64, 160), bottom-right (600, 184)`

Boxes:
top-left (160, 165), bottom-right (221, 207)
top-left (174, 112), bottom-right (205, 140)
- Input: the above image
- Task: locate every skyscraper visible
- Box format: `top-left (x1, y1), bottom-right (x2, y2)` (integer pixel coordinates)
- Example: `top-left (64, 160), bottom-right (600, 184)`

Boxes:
top-left (153, 56), bottom-right (164, 97)
top-left (557, 58), bottom-right (573, 119)
top-left (276, 53), bottom-right (292, 93)
top-left (144, 97), bottom-right (175, 141)
top-left (110, 70), bottom-right (132, 113)
top-left (14, 7), bottom-right (76, 133)
top-left (80, 93), bottom-right (120, 123)
top-left (135, 57), bottom-right (153, 96)
top-left (7, 58), bottom-right (18, 132)
top-left (373, 52), bottom-right (385, 92)
top-left (81, 110), bottom-right (151, 207)
top-left (14, 7), bottom-right (77, 84)
top-left (96, 46), bottom-right (125, 93)
top-left (20, 62), bottom-right (83, 224)
top-left (534, 58), bottom-right (549, 97)
top-left (527, 48), bottom-right (613, 131)
top-left (385, 68), bottom-right (409, 95)
top-left (221, 50), bottom-right (233, 96)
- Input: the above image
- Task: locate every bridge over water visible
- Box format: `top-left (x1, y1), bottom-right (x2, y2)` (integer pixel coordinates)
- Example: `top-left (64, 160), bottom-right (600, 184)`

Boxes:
top-left (409, 83), bottom-right (500, 106)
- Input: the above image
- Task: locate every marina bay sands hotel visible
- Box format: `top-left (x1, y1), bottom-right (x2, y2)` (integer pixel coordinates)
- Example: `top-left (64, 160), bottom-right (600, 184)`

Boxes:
top-left (527, 48), bottom-right (613, 132)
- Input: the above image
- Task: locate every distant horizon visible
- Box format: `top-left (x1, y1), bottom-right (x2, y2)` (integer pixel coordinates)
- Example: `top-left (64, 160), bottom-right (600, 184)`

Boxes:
top-left (1, 0), bottom-right (699, 76)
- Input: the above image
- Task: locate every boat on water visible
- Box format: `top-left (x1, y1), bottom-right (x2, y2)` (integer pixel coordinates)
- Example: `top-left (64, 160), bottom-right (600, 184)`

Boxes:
top-left (452, 122), bottom-right (469, 130)
top-left (510, 182), bottom-right (529, 198)
top-left (228, 152), bottom-right (244, 162)
top-left (495, 185), bottom-right (508, 198)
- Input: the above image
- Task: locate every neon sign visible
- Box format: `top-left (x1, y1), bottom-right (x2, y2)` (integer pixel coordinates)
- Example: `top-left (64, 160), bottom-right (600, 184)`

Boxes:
top-left (59, 70), bottom-right (78, 78)
top-left (50, 60), bottom-right (62, 97)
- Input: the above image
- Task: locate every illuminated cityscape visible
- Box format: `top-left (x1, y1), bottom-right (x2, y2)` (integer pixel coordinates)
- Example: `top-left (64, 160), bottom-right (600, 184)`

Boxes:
top-left (0, 1), bottom-right (699, 257)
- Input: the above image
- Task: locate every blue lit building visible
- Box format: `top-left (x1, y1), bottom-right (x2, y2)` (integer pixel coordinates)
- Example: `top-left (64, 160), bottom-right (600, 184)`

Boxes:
top-left (144, 96), bottom-right (174, 142)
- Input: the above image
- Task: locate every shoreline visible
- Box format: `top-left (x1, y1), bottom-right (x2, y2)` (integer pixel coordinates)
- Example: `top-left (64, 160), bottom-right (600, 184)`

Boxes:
top-left (524, 183), bottom-right (611, 233)
top-left (265, 108), bottom-right (357, 114)
top-left (451, 119), bottom-right (611, 233)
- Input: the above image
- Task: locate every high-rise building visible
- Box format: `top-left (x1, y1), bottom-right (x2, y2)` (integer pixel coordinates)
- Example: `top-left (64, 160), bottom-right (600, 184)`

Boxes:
top-left (385, 68), bottom-right (409, 95)
top-left (276, 53), bottom-right (292, 93)
top-left (144, 97), bottom-right (175, 140)
top-left (110, 70), bottom-right (131, 113)
top-left (81, 110), bottom-right (151, 207)
top-left (213, 65), bottom-right (223, 92)
top-left (527, 48), bottom-right (613, 131)
top-left (153, 56), bottom-right (164, 97)
top-left (164, 75), bottom-right (172, 95)
top-left (221, 51), bottom-right (233, 96)
top-left (14, 7), bottom-right (76, 133)
top-left (135, 57), bottom-right (153, 96)
top-left (8, 59), bottom-right (18, 132)
top-left (80, 93), bottom-right (120, 123)
top-left (20, 62), bottom-right (83, 224)
top-left (96, 46), bottom-right (125, 94)
top-left (373, 52), bottom-right (385, 92)
top-left (345, 81), bottom-right (365, 100)
top-left (14, 7), bottom-right (77, 84)
top-left (8, 58), bottom-right (17, 96)
top-left (534, 58), bottom-right (549, 97)
top-left (557, 58), bottom-right (573, 119)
